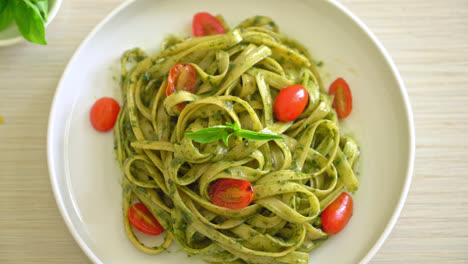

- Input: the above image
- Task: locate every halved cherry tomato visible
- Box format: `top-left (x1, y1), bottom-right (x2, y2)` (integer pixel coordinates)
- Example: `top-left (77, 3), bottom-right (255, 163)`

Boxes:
top-left (90, 97), bottom-right (120, 132)
top-left (321, 192), bottom-right (353, 234)
top-left (328, 78), bottom-right (353, 119)
top-left (209, 178), bottom-right (254, 210)
top-left (166, 63), bottom-right (197, 110)
top-left (128, 203), bottom-right (164, 235)
top-left (192, 12), bottom-right (226, 37)
top-left (273, 84), bottom-right (308, 122)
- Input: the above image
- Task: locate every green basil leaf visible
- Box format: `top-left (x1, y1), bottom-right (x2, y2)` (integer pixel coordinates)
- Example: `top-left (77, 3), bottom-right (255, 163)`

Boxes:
top-left (234, 129), bottom-right (283, 141)
top-left (0, 1), bottom-right (6, 12)
top-left (32, 0), bottom-right (48, 22)
top-left (185, 126), bottom-right (229, 143)
top-left (14, 0), bottom-right (47, 45)
top-left (0, 0), bottom-right (14, 31)
top-left (185, 124), bottom-right (283, 145)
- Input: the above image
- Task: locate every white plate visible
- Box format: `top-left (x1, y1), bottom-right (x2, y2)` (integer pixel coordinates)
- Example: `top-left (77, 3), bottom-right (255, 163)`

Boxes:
top-left (47, 0), bottom-right (415, 263)
top-left (0, 0), bottom-right (62, 47)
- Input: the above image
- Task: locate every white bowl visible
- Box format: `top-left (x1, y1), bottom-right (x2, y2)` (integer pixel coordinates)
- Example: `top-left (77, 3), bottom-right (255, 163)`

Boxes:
top-left (0, 0), bottom-right (62, 46)
top-left (47, 0), bottom-right (415, 263)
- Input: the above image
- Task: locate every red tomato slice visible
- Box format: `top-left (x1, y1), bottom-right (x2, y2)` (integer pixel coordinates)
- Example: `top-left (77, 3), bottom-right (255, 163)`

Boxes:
top-left (90, 97), bottom-right (120, 132)
top-left (209, 178), bottom-right (254, 210)
top-left (128, 203), bottom-right (164, 235)
top-left (192, 12), bottom-right (226, 37)
top-left (166, 63), bottom-right (197, 110)
top-left (321, 192), bottom-right (353, 234)
top-left (328, 78), bottom-right (353, 119)
top-left (273, 84), bottom-right (308, 122)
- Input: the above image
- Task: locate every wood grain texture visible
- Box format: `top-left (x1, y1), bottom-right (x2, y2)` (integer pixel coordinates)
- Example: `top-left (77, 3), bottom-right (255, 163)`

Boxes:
top-left (0, 0), bottom-right (467, 263)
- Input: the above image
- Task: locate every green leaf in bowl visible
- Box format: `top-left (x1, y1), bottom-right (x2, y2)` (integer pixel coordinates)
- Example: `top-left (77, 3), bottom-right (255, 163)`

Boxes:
top-left (14, 0), bottom-right (47, 45)
top-left (0, 0), bottom-right (14, 31)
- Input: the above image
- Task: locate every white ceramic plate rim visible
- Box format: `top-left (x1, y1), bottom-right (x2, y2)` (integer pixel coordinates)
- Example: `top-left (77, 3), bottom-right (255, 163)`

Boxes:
top-left (47, 0), bottom-right (415, 263)
top-left (0, 0), bottom-right (63, 47)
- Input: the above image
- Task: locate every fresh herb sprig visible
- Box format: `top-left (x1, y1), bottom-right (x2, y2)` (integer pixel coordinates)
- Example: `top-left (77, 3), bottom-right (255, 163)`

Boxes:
top-left (0, 0), bottom-right (49, 45)
top-left (186, 122), bottom-right (283, 146)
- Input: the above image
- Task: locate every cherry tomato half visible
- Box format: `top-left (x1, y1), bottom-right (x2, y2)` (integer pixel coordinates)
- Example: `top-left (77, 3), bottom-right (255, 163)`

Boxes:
top-left (321, 192), bottom-right (353, 234)
top-left (273, 84), bottom-right (308, 122)
top-left (128, 203), bottom-right (164, 235)
top-left (166, 63), bottom-right (197, 110)
top-left (90, 97), bottom-right (120, 132)
top-left (192, 12), bottom-right (226, 37)
top-left (209, 178), bottom-right (254, 210)
top-left (328, 78), bottom-right (353, 119)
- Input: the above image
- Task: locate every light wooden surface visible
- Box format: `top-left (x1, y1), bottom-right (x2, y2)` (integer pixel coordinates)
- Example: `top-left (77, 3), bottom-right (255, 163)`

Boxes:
top-left (1, 0), bottom-right (467, 263)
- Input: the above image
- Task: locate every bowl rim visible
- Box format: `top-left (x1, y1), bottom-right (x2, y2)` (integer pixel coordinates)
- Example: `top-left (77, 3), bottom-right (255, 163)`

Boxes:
top-left (0, 0), bottom-right (63, 47)
top-left (329, 1), bottom-right (415, 263)
top-left (46, 0), bottom-right (416, 263)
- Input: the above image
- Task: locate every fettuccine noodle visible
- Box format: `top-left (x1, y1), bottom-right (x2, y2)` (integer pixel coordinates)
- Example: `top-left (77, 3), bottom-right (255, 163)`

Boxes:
top-left (114, 15), bottom-right (360, 264)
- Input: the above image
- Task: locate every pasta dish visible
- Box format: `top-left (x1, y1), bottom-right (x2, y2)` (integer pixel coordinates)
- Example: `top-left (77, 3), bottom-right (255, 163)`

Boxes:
top-left (112, 13), bottom-right (359, 264)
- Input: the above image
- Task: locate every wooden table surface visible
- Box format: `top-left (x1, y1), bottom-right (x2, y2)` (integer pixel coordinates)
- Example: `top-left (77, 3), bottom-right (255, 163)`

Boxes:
top-left (1, 0), bottom-right (467, 263)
